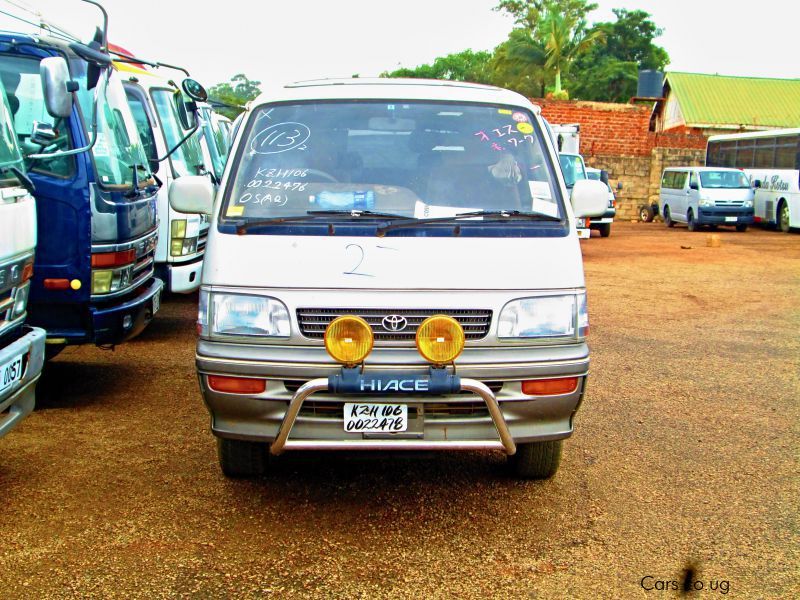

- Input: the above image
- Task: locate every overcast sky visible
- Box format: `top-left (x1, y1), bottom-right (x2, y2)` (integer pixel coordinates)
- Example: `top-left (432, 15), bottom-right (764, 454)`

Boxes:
top-left (0, 0), bottom-right (797, 89)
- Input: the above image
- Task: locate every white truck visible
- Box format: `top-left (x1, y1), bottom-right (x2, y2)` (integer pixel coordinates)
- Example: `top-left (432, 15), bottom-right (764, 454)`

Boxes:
top-left (0, 81), bottom-right (45, 439)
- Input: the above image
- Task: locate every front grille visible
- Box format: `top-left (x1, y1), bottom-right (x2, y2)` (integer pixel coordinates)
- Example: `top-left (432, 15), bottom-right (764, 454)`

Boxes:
top-left (714, 200), bottom-right (745, 207)
top-left (296, 308), bottom-right (492, 341)
top-left (297, 401), bottom-right (494, 419)
top-left (197, 229), bottom-right (208, 251)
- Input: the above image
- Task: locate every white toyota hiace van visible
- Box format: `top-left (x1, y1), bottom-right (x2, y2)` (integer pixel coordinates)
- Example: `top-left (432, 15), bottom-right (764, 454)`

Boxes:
top-left (170, 79), bottom-right (607, 479)
top-left (660, 167), bottom-right (754, 231)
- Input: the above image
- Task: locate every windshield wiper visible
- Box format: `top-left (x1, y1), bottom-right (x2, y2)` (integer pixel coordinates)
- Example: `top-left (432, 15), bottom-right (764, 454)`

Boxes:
top-left (236, 209), bottom-right (413, 234)
top-left (375, 210), bottom-right (562, 235)
top-left (0, 165), bottom-right (35, 194)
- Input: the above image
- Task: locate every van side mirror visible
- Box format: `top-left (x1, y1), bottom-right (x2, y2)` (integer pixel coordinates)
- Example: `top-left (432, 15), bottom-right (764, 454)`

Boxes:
top-left (571, 179), bottom-right (608, 218)
top-left (40, 57), bottom-right (74, 119)
top-left (689, 182), bottom-right (699, 190)
top-left (599, 169), bottom-right (609, 185)
top-left (169, 175), bottom-right (214, 215)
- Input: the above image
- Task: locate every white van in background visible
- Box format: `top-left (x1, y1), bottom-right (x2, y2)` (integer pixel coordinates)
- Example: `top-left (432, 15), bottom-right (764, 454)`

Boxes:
top-left (660, 167), bottom-right (754, 232)
top-left (170, 78), bottom-right (608, 480)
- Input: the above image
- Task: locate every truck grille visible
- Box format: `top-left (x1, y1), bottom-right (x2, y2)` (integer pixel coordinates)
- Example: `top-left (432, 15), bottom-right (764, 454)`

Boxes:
top-left (296, 308), bottom-right (493, 341)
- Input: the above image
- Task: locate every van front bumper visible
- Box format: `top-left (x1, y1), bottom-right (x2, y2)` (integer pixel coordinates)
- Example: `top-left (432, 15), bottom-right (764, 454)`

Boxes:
top-left (91, 277), bottom-right (164, 345)
top-left (0, 326), bottom-right (45, 439)
top-left (697, 207), bottom-right (754, 225)
top-left (196, 342), bottom-right (590, 449)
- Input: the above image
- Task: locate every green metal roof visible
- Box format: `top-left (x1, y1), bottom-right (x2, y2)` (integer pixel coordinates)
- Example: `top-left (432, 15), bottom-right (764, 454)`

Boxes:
top-left (665, 72), bottom-right (800, 129)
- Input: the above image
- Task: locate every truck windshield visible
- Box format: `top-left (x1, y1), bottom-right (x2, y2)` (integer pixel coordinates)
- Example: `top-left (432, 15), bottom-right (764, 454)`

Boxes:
top-left (201, 106), bottom-right (229, 179)
top-left (223, 101), bottom-right (563, 226)
top-left (559, 154), bottom-right (586, 189)
top-left (0, 82), bottom-right (25, 180)
top-left (75, 65), bottom-right (153, 189)
top-left (151, 88), bottom-right (204, 178)
top-left (699, 170), bottom-right (751, 189)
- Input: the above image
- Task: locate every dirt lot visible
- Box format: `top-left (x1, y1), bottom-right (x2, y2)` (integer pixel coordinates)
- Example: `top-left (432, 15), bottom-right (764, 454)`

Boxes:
top-left (1, 222), bottom-right (798, 598)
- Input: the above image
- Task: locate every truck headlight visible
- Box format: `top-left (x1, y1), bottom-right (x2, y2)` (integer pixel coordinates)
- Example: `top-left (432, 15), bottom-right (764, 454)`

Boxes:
top-left (498, 293), bottom-right (588, 339)
top-left (207, 292), bottom-right (290, 338)
top-left (12, 281), bottom-right (30, 317)
top-left (171, 219), bottom-right (187, 239)
top-left (91, 266), bottom-right (133, 294)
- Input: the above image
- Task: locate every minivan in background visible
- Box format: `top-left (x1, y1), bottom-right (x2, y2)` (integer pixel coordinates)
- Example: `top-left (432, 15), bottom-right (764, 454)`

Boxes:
top-left (660, 167), bottom-right (754, 232)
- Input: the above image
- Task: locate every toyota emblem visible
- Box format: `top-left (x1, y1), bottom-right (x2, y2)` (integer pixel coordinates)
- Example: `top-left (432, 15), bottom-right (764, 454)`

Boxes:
top-left (382, 315), bottom-right (408, 332)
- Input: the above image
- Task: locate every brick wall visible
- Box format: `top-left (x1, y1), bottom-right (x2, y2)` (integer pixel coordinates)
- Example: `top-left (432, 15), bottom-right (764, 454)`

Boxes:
top-left (534, 99), bottom-right (709, 219)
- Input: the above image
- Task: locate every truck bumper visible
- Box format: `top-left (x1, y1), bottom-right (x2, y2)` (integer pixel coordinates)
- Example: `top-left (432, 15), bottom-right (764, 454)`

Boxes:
top-left (0, 326), bottom-right (45, 439)
top-left (91, 278), bottom-right (164, 345)
top-left (196, 342), bottom-right (590, 449)
top-left (157, 256), bottom-right (204, 294)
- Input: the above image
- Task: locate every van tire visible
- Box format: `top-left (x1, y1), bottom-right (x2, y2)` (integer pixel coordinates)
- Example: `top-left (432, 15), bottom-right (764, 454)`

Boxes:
top-left (735, 224), bottom-right (748, 232)
top-left (664, 206), bottom-right (675, 227)
top-left (778, 200), bottom-right (790, 233)
top-left (598, 223), bottom-right (611, 237)
top-left (217, 438), bottom-right (268, 478)
top-left (509, 440), bottom-right (562, 479)
top-left (687, 210), bottom-right (698, 232)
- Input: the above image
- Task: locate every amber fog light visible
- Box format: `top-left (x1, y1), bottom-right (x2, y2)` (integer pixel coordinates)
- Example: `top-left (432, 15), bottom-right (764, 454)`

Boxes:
top-left (208, 375), bottom-right (266, 394)
top-left (416, 315), bottom-right (465, 364)
top-left (521, 377), bottom-right (579, 396)
top-left (324, 315), bottom-right (373, 366)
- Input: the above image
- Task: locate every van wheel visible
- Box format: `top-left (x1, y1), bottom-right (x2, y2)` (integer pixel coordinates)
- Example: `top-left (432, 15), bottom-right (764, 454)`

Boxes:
top-left (778, 200), bottom-right (791, 232)
top-left (639, 205), bottom-right (655, 222)
top-left (735, 223), bottom-right (748, 232)
top-left (687, 210), bottom-right (698, 231)
top-left (664, 206), bottom-right (675, 227)
top-left (217, 438), bottom-right (268, 478)
top-left (598, 223), bottom-right (611, 237)
top-left (509, 440), bottom-right (562, 479)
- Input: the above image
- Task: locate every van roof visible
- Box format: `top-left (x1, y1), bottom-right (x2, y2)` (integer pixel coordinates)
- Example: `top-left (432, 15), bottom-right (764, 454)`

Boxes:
top-left (663, 166), bottom-right (745, 173)
top-left (250, 78), bottom-right (541, 113)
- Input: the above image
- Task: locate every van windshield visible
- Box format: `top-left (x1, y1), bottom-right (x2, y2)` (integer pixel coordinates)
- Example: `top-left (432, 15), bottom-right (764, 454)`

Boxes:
top-left (699, 170), bottom-right (751, 189)
top-left (223, 101), bottom-right (564, 229)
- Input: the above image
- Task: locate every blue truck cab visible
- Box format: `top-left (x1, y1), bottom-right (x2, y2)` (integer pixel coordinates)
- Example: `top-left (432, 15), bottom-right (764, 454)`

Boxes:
top-left (0, 34), bottom-right (163, 352)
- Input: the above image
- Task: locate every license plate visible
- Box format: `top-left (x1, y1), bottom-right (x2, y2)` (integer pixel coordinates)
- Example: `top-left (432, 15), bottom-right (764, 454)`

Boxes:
top-left (343, 403), bottom-right (408, 433)
top-left (0, 352), bottom-right (23, 393)
top-left (577, 228), bottom-right (590, 239)
top-left (152, 291), bottom-right (161, 314)
top-left (725, 216), bottom-right (737, 222)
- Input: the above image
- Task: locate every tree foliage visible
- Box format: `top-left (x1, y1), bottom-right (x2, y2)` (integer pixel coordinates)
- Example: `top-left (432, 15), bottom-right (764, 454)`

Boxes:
top-left (569, 9), bottom-right (669, 102)
top-left (207, 74), bottom-right (261, 119)
top-left (380, 49), bottom-right (494, 84)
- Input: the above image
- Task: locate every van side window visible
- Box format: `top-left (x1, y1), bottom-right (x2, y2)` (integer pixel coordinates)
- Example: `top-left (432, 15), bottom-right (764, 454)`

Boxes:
top-left (661, 171), bottom-right (673, 187)
top-left (673, 171), bottom-right (687, 189)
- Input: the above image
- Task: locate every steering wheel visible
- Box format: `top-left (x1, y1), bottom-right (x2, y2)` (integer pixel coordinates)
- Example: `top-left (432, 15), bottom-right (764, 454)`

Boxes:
top-left (305, 169), bottom-right (339, 183)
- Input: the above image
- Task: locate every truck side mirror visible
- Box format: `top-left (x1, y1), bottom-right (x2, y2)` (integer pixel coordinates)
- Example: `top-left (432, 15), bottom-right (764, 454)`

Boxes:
top-left (169, 175), bottom-right (214, 215)
top-left (571, 179), bottom-right (608, 218)
top-left (40, 57), bottom-right (74, 119)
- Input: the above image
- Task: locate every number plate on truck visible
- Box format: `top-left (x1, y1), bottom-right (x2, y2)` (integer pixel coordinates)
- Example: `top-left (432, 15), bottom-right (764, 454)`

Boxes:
top-left (343, 403), bottom-right (408, 433)
top-left (0, 352), bottom-right (23, 393)
top-left (152, 291), bottom-right (161, 315)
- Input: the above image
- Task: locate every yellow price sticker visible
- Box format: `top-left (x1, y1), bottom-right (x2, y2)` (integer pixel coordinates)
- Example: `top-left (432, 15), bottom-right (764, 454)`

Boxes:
top-left (226, 205), bottom-right (245, 217)
top-left (517, 122), bottom-right (534, 134)
top-left (498, 109), bottom-right (513, 115)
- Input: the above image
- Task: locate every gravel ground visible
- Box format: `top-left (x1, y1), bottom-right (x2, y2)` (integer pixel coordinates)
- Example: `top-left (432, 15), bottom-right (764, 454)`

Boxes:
top-left (1, 222), bottom-right (798, 598)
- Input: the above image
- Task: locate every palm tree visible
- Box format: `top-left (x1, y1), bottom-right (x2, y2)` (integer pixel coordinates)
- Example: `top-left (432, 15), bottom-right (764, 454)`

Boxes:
top-left (539, 10), bottom-right (604, 97)
top-left (490, 28), bottom-right (548, 97)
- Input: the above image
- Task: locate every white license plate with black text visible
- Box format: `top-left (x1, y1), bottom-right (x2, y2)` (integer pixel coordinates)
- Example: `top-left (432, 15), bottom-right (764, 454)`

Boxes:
top-left (0, 352), bottom-right (23, 393)
top-left (343, 403), bottom-right (408, 433)
top-left (152, 291), bottom-right (161, 314)
top-left (725, 216), bottom-right (737, 222)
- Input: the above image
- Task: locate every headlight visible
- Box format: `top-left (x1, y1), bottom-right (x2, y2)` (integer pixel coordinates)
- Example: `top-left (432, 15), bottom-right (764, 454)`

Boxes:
top-left (171, 219), bottom-right (187, 239)
top-left (207, 293), bottom-right (290, 338)
top-left (12, 281), bottom-right (30, 317)
top-left (743, 200), bottom-right (753, 208)
top-left (498, 293), bottom-right (587, 339)
top-left (91, 266), bottom-right (133, 294)
top-left (171, 236), bottom-right (199, 256)
top-left (699, 198), bottom-right (714, 207)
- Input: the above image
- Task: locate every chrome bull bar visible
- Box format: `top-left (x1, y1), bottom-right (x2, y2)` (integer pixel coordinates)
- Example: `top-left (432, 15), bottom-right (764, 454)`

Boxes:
top-left (269, 377), bottom-right (517, 456)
